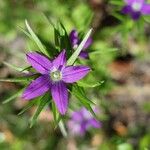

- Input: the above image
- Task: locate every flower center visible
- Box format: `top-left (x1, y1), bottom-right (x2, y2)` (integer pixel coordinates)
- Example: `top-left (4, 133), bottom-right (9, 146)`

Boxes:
top-left (132, 2), bottom-right (142, 11)
top-left (50, 70), bottom-right (62, 82)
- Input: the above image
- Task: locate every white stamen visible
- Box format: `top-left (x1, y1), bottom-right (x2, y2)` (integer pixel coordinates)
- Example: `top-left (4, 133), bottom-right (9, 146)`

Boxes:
top-left (50, 70), bottom-right (62, 82)
top-left (132, 2), bottom-right (142, 11)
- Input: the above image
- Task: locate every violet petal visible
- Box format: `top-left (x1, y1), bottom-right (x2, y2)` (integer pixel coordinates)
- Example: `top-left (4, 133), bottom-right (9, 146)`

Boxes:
top-left (72, 111), bottom-right (83, 122)
top-left (124, 0), bottom-right (144, 5)
top-left (26, 52), bottom-right (52, 74)
top-left (62, 66), bottom-right (90, 83)
top-left (79, 51), bottom-right (89, 59)
top-left (67, 120), bottom-right (84, 136)
top-left (51, 81), bottom-right (68, 115)
top-left (69, 29), bottom-right (79, 47)
top-left (130, 11), bottom-right (141, 19)
top-left (87, 119), bottom-right (101, 129)
top-left (52, 50), bottom-right (66, 69)
top-left (122, 5), bottom-right (132, 14)
top-left (141, 4), bottom-right (150, 14)
top-left (83, 37), bottom-right (92, 49)
top-left (22, 75), bottom-right (50, 100)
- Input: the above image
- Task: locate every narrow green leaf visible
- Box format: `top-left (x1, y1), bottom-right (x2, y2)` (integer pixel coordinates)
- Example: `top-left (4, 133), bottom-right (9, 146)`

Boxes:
top-left (59, 22), bottom-right (72, 56)
top-left (58, 120), bottom-right (67, 137)
top-left (21, 66), bottom-right (32, 72)
top-left (67, 28), bottom-right (93, 65)
top-left (52, 101), bottom-right (62, 128)
top-left (0, 76), bottom-right (35, 83)
top-left (78, 81), bottom-right (104, 88)
top-left (2, 89), bottom-right (24, 104)
top-left (52, 101), bottom-right (57, 122)
top-left (112, 12), bottom-right (124, 22)
top-left (87, 105), bottom-right (98, 120)
top-left (42, 12), bottom-right (55, 27)
top-left (25, 20), bottom-right (49, 56)
top-left (71, 84), bottom-right (99, 119)
top-left (30, 93), bottom-right (50, 127)
top-left (18, 26), bottom-right (32, 39)
top-left (18, 100), bottom-right (37, 115)
top-left (71, 84), bottom-right (95, 105)
top-left (54, 27), bottom-right (60, 51)
top-left (3, 61), bottom-right (28, 73)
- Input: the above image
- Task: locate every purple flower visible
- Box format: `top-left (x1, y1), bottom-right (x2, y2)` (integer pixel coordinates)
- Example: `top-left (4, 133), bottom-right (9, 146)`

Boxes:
top-left (122, 0), bottom-right (150, 20)
top-left (67, 107), bottom-right (101, 136)
top-left (22, 50), bottom-right (90, 115)
top-left (69, 29), bottom-right (92, 59)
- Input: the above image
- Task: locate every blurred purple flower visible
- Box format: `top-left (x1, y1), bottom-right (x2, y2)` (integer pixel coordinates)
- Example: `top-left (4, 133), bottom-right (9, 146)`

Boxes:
top-left (22, 50), bottom-right (90, 115)
top-left (122, 0), bottom-right (150, 20)
top-left (67, 107), bottom-right (101, 136)
top-left (69, 29), bottom-right (92, 59)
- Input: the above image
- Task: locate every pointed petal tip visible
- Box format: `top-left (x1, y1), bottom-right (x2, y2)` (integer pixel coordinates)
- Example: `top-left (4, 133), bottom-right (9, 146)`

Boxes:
top-left (61, 49), bottom-right (66, 55)
top-left (21, 93), bottom-right (30, 100)
top-left (53, 49), bottom-right (67, 68)
top-left (26, 52), bottom-right (36, 57)
top-left (51, 82), bottom-right (68, 116)
top-left (62, 49), bottom-right (66, 54)
top-left (59, 108), bottom-right (67, 115)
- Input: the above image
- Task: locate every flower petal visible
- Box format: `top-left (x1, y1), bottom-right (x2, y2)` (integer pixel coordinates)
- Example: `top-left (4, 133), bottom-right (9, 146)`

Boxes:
top-left (130, 11), bottom-right (141, 20)
top-left (52, 50), bottom-right (66, 69)
top-left (141, 4), bottom-right (150, 14)
top-left (86, 119), bottom-right (101, 129)
top-left (69, 29), bottom-right (79, 47)
top-left (122, 5), bottom-right (132, 14)
top-left (71, 110), bottom-right (83, 122)
top-left (79, 51), bottom-right (89, 59)
top-left (51, 81), bottom-right (68, 115)
top-left (26, 52), bottom-right (52, 74)
top-left (124, 0), bottom-right (144, 5)
top-left (67, 120), bottom-right (85, 136)
top-left (22, 75), bottom-right (51, 100)
top-left (62, 66), bottom-right (90, 83)
top-left (83, 37), bottom-right (92, 49)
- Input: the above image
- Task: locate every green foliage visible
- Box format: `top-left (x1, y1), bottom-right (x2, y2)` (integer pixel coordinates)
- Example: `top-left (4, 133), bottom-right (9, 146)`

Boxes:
top-left (25, 20), bottom-right (50, 57)
top-left (30, 93), bottom-right (51, 127)
top-left (2, 89), bottom-right (24, 104)
top-left (18, 99), bottom-right (38, 115)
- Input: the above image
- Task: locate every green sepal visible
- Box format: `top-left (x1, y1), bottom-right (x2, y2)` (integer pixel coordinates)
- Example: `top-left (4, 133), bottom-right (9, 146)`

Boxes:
top-left (3, 61), bottom-right (28, 73)
top-left (0, 75), bottom-right (38, 83)
top-left (18, 99), bottom-right (38, 115)
top-left (77, 80), bottom-right (104, 88)
top-left (71, 84), bottom-right (95, 105)
top-left (71, 84), bottom-right (99, 120)
top-left (30, 93), bottom-right (51, 128)
top-left (2, 89), bottom-right (24, 104)
top-left (58, 120), bottom-right (67, 137)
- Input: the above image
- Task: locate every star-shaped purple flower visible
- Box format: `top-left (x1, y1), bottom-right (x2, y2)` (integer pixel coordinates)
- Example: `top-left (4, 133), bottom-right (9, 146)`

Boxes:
top-left (69, 29), bottom-right (92, 59)
top-left (67, 107), bottom-right (101, 136)
top-left (122, 0), bottom-right (150, 20)
top-left (22, 50), bottom-right (90, 115)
